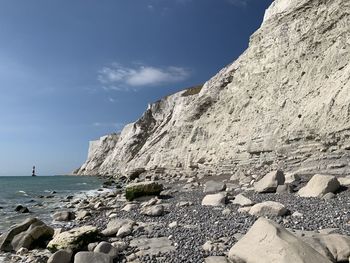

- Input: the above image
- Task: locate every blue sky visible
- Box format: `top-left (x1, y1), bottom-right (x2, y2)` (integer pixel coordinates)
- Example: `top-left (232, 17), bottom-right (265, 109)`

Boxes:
top-left (0, 0), bottom-right (273, 176)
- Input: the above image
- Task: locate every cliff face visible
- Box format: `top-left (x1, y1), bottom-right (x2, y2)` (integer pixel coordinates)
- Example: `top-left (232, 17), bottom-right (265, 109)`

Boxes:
top-left (76, 0), bottom-right (350, 178)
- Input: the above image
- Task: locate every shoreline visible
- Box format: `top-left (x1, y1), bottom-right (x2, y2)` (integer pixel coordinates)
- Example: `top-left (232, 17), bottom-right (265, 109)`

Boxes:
top-left (0, 175), bottom-right (106, 234)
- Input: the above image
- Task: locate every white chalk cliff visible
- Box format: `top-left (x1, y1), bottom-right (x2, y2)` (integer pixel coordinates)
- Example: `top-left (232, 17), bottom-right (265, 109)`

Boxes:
top-left (75, 0), bottom-right (350, 178)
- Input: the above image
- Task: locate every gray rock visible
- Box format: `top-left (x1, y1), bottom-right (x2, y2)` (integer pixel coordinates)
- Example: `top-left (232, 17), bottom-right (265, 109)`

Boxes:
top-left (94, 241), bottom-right (119, 259)
top-left (298, 174), bottom-right (340, 198)
top-left (76, 210), bottom-right (91, 220)
top-left (302, 233), bottom-right (350, 262)
top-left (176, 201), bottom-right (193, 207)
top-left (276, 184), bottom-right (293, 194)
top-left (74, 252), bottom-right (113, 263)
top-left (52, 211), bottom-right (75, 221)
top-left (222, 208), bottom-right (232, 216)
top-left (129, 237), bottom-right (175, 256)
top-left (47, 225), bottom-right (98, 252)
top-left (16, 247), bottom-right (28, 255)
top-left (140, 205), bottom-right (165, 217)
top-left (202, 193), bottom-right (226, 206)
top-left (125, 181), bottom-right (163, 201)
top-left (322, 192), bottom-right (336, 200)
top-left (14, 205), bottom-right (29, 213)
top-left (122, 204), bottom-right (138, 212)
top-left (249, 201), bottom-right (288, 217)
top-left (203, 180), bottom-right (226, 193)
top-left (254, 170), bottom-right (285, 193)
top-left (202, 240), bottom-right (226, 252)
top-left (337, 176), bottom-right (350, 186)
top-left (231, 194), bottom-right (254, 207)
top-left (111, 241), bottom-right (128, 252)
top-left (292, 211), bottom-right (303, 218)
top-left (0, 218), bottom-right (54, 252)
top-left (168, 221), bottom-right (178, 228)
top-left (228, 217), bottom-right (332, 263)
top-left (88, 242), bottom-right (99, 251)
top-left (116, 223), bottom-right (133, 238)
top-left (47, 250), bottom-right (72, 263)
top-left (101, 218), bottom-right (135, 236)
top-left (284, 172), bottom-right (300, 184)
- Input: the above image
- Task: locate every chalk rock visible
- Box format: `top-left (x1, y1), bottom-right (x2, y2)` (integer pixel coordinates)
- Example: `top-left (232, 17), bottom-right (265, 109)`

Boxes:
top-left (249, 201), bottom-right (288, 217)
top-left (232, 194), bottom-right (254, 207)
top-left (140, 205), bottom-right (165, 217)
top-left (101, 218), bottom-right (135, 237)
top-left (129, 237), bottom-right (175, 256)
top-left (302, 233), bottom-right (350, 262)
top-left (47, 225), bottom-right (98, 252)
top-left (94, 241), bottom-right (119, 259)
top-left (0, 218), bottom-right (54, 252)
top-left (298, 174), bottom-right (340, 198)
top-left (47, 250), bottom-right (73, 263)
top-left (254, 170), bottom-right (285, 193)
top-left (228, 217), bottom-right (332, 263)
top-left (203, 180), bottom-right (226, 193)
top-left (338, 176), bottom-right (350, 186)
top-left (74, 252), bottom-right (113, 263)
top-left (202, 193), bottom-right (226, 206)
top-left (52, 211), bottom-right (75, 222)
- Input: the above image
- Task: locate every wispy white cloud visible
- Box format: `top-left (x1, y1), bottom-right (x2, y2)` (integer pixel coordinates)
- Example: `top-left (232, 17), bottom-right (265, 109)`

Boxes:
top-left (98, 63), bottom-right (190, 91)
top-left (108, 97), bottom-right (116, 103)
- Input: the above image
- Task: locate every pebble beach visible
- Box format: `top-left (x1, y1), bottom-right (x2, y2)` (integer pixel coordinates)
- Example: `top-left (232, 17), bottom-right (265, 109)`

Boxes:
top-left (2, 172), bottom-right (350, 263)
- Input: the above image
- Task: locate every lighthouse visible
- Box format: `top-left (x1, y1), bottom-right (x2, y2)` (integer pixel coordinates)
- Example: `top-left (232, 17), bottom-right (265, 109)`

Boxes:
top-left (32, 166), bottom-right (36, 176)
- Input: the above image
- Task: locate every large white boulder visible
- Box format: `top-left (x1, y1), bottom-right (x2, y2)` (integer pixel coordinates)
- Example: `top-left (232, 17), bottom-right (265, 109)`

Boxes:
top-left (284, 172), bottom-right (300, 184)
top-left (298, 174), bottom-right (340, 198)
top-left (94, 241), bottom-right (119, 259)
top-left (74, 252), bottom-right (113, 263)
top-left (47, 226), bottom-right (98, 252)
top-left (0, 218), bottom-right (54, 252)
top-left (249, 201), bottom-right (288, 217)
top-left (228, 217), bottom-right (332, 263)
top-left (337, 176), bottom-right (350, 187)
top-left (140, 205), bottom-right (165, 217)
top-left (203, 180), bottom-right (226, 193)
top-left (47, 250), bottom-right (72, 263)
top-left (231, 194), bottom-right (255, 207)
top-left (101, 218), bottom-right (135, 237)
top-left (302, 233), bottom-right (350, 262)
top-left (129, 237), bottom-right (175, 256)
top-left (254, 170), bottom-right (285, 193)
top-left (201, 193), bottom-right (226, 206)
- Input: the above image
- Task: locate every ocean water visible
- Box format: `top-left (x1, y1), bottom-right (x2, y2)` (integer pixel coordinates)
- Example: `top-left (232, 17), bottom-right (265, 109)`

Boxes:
top-left (0, 176), bottom-right (104, 233)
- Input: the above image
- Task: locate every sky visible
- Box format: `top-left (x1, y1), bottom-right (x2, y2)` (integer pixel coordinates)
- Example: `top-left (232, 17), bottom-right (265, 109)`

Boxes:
top-left (0, 0), bottom-right (273, 176)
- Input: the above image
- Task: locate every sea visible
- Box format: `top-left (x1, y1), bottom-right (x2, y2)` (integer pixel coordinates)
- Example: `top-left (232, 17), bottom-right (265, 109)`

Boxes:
top-left (0, 175), bottom-right (104, 234)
